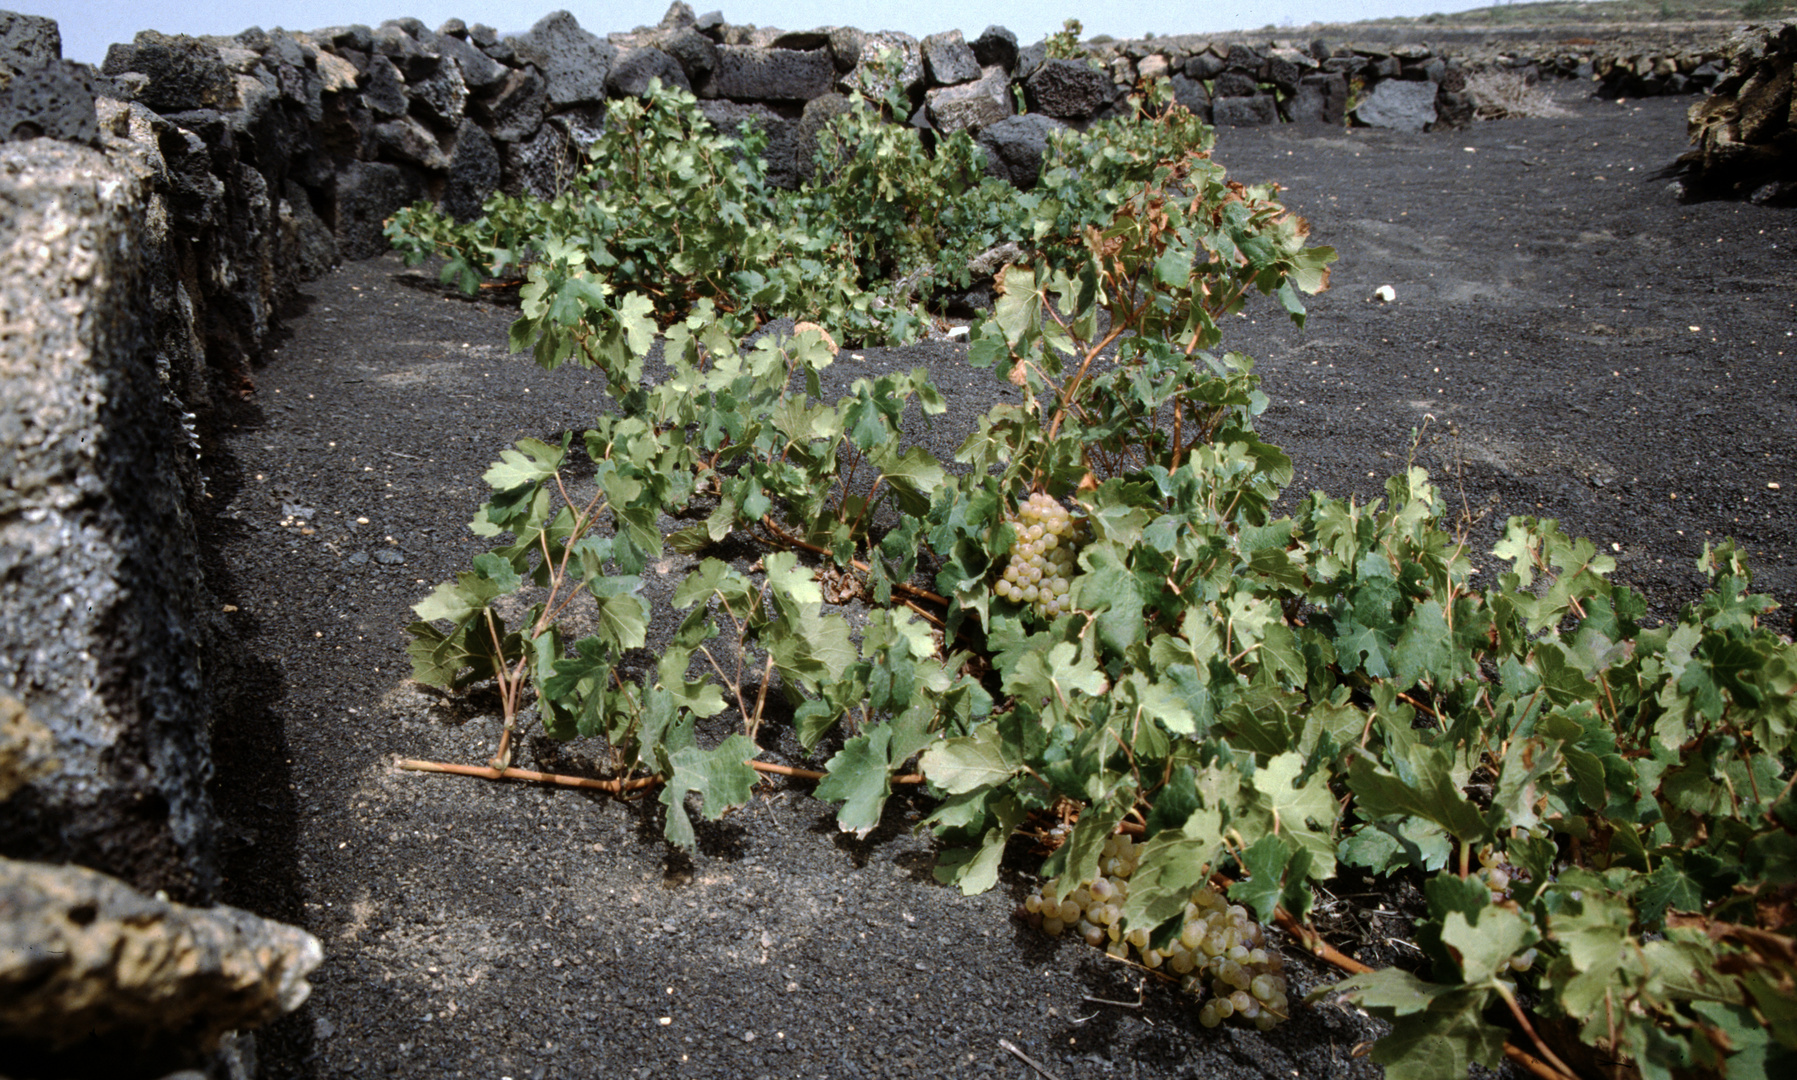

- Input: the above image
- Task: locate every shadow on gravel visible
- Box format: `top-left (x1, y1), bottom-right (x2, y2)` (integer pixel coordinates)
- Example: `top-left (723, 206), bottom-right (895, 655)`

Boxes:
top-left (197, 416), bottom-right (317, 1077)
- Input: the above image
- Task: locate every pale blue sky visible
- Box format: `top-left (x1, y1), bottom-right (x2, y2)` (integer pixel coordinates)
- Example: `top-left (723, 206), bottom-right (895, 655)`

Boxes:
top-left (14, 1), bottom-right (1505, 66)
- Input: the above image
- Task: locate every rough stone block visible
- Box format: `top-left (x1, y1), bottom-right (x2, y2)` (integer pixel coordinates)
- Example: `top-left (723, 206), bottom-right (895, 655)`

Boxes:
top-left (711, 44), bottom-right (833, 101)
top-left (0, 141), bottom-right (219, 900)
top-left (407, 58), bottom-right (467, 128)
top-left (922, 30), bottom-right (981, 87)
top-left (0, 58), bottom-right (97, 145)
top-left (360, 52), bottom-right (407, 117)
top-left (1287, 72), bottom-right (1347, 126)
top-left (499, 119), bottom-right (576, 199)
top-left (1185, 51), bottom-right (1226, 80)
top-left (435, 28), bottom-right (504, 91)
top-left (926, 65), bottom-right (1010, 135)
top-left (977, 112), bottom-right (1068, 190)
top-left (441, 118), bottom-right (499, 221)
top-left (0, 857), bottom-right (321, 1075)
top-left (475, 65), bottom-right (547, 142)
top-left (609, 46), bottom-right (691, 97)
top-left (374, 114), bottom-right (449, 170)
top-left (1025, 58), bottom-right (1112, 118)
top-left (1168, 73), bottom-right (1211, 120)
top-left (1212, 70), bottom-right (1260, 98)
top-left (664, 27), bottom-right (720, 84)
top-left (972, 26), bottom-right (1018, 72)
top-left (1354, 78), bottom-right (1438, 132)
top-left (1212, 93), bottom-right (1277, 126)
top-left (0, 10), bottom-right (61, 89)
top-left (851, 31), bottom-right (922, 100)
top-left (101, 30), bottom-right (234, 112)
top-left (515, 10), bottom-right (615, 107)
top-left (332, 159), bottom-right (424, 257)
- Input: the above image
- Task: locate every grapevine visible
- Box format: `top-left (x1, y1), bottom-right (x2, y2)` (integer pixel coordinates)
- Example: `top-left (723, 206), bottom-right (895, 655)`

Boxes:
top-left (389, 61), bottom-right (1797, 1080)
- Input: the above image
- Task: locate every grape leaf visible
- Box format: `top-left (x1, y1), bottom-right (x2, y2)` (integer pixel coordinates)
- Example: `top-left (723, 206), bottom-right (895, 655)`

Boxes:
top-left (481, 437), bottom-right (565, 491)
top-left (1440, 905), bottom-right (1534, 984)
top-left (815, 725), bottom-right (894, 839)
top-left (1119, 813), bottom-right (1225, 931)
top-left (920, 723), bottom-right (1019, 795)
top-left (660, 734), bottom-right (760, 850)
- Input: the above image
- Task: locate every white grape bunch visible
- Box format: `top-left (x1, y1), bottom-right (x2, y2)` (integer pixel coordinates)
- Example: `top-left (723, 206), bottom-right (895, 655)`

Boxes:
top-left (993, 492), bottom-right (1084, 619)
top-left (1477, 846), bottom-right (1540, 972)
top-left (1020, 834), bottom-right (1290, 1031)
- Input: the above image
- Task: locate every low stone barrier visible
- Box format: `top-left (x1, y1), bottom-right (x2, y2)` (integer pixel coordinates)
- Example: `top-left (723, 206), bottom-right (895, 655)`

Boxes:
top-left (1675, 19), bottom-right (1797, 205)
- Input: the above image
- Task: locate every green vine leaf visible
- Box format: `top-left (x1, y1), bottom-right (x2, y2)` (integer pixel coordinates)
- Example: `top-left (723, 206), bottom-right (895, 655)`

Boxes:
top-left (660, 733), bottom-right (761, 850)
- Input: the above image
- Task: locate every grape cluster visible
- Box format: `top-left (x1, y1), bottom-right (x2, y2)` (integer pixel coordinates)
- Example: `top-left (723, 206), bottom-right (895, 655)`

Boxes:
top-left (994, 493), bottom-right (1083, 619)
top-left (1019, 834), bottom-right (1290, 1031)
top-left (1477, 847), bottom-right (1538, 972)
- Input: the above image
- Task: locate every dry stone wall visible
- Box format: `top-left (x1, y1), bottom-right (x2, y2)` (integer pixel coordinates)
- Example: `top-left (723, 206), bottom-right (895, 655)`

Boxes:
top-left (1676, 19), bottom-right (1797, 205)
top-left (19, 4), bottom-right (1762, 302)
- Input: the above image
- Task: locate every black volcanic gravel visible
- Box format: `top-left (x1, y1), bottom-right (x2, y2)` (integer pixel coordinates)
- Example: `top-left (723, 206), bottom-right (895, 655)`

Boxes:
top-left (200, 91), bottom-right (1794, 1080)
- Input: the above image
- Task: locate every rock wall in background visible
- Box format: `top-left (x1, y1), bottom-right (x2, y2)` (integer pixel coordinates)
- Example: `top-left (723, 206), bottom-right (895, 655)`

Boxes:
top-left (1677, 19), bottom-right (1797, 205)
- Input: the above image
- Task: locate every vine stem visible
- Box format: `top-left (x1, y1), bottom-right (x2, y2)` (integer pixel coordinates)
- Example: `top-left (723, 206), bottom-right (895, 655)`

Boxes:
top-left (397, 758), bottom-right (660, 794)
top-left (397, 757), bottom-right (925, 790)
top-left (1492, 979), bottom-right (1582, 1080)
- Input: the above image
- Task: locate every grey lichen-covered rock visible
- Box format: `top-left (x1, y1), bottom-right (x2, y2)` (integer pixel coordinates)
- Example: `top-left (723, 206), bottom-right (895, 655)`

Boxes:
top-left (515, 10), bottom-right (616, 107)
top-left (710, 45), bottom-right (834, 102)
top-left (0, 58), bottom-right (98, 145)
top-left (977, 112), bottom-right (1068, 190)
top-left (1354, 77), bottom-right (1439, 132)
top-left (0, 857), bottom-right (322, 1075)
top-left (0, 140), bottom-right (219, 901)
top-left (926, 65), bottom-right (1011, 135)
top-left (922, 30), bottom-right (981, 88)
top-left (407, 57), bottom-right (468, 128)
top-left (0, 9), bottom-right (60, 89)
top-left (499, 118), bottom-right (577, 199)
top-left (101, 30), bottom-right (235, 112)
top-left (1025, 58), bottom-right (1112, 118)
top-left (0, 697), bottom-right (55, 803)
top-left (852, 31), bottom-right (923, 100)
